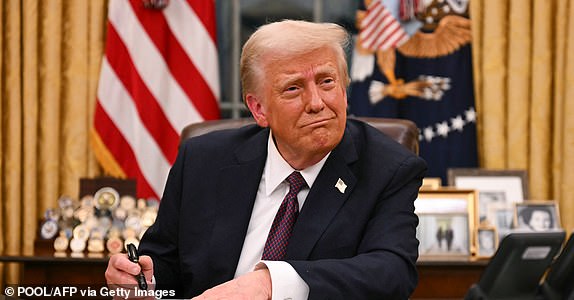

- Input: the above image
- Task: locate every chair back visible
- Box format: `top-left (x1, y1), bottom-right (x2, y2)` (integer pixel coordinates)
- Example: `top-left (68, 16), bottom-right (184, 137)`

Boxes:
top-left (539, 233), bottom-right (574, 300)
top-left (180, 117), bottom-right (419, 154)
top-left (464, 231), bottom-right (566, 300)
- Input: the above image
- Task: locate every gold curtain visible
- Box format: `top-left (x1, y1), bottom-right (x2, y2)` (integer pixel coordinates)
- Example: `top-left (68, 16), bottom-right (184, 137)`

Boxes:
top-left (470, 0), bottom-right (574, 233)
top-left (0, 0), bottom-right (107, 284)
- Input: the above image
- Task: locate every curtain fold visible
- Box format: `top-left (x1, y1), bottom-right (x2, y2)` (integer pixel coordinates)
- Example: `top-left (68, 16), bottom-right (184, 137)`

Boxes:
top-left (471, 0), bottom-right (574, 233)
top-left (506, 0), bottom-right (530, 170)
top-left (38, 0), bottom-right (64, 217)
top-left (1, 0), bottom-right (107, 285)
top-left (554, 0), bottom-right (574, 233)
top-left (3, 0), bottom-right (24, 285)
top-left (529, 0), bottom-right (553, 199)
top-left (0, 0), bottom-right (3, 287)
top-left (22, 0), bottom-right (40, 259)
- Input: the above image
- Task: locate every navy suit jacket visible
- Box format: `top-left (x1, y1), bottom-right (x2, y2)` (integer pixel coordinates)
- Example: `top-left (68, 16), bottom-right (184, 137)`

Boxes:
top-left (139, 119), bottom-right (427, 299)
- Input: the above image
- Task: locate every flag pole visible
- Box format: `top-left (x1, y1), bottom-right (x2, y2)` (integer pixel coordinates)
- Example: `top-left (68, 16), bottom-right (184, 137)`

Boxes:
top-left (313, 0), bottom-right (323, 22)
top-left (231, 0), bottom-right (241, 119)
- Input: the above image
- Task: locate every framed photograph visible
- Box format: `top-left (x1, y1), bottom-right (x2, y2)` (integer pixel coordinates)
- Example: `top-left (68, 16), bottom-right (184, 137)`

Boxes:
top-left (486, 201), bottom-right (514, 241)
top-left (447, 169), bottom-right (527, 235)
top-left (476, 226), bottom-right (498, 259)
top-left (514, 201), bottom-right (561, 232)
top-left (415, 189), bottom-right (478, 259)
top-left (421, 177), bottom-right (442, 190)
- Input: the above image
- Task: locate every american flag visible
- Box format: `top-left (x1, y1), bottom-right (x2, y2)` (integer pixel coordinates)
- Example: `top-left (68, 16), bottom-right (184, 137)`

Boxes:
top-left (92, 0), bottom-right (220, 199)
top-left (359, 0), bottom-right (410, 51)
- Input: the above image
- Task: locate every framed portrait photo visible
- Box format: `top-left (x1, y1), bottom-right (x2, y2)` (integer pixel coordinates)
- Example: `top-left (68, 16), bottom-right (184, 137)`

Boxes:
top-left (421, 177), bottom-right (442, 190)
top-left (514, 201), bottom-right (561, 232)
top-left (415, 189), bottom-right (478, 259)
top-left (476, 226), bottom-right (498, 259)
top-left (447, 169), bottom-right (527, 238)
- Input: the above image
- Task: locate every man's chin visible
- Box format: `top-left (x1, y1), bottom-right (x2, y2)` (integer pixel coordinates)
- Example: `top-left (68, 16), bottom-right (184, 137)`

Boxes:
top-left (309, 132), bottom-right (340, 152)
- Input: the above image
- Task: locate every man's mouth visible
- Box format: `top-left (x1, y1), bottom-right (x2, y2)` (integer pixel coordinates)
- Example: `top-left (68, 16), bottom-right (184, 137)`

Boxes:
top-left (303, 117), bottom-right (334, 127)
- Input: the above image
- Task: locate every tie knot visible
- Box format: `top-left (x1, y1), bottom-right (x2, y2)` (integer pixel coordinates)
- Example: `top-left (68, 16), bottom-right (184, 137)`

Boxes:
top-left (286, 171), bottom-right (306, 194)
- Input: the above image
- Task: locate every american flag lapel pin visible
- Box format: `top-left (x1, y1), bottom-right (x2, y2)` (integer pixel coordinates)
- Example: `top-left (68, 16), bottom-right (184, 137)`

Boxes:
top-left (335, 178), bottom-right (347, 194)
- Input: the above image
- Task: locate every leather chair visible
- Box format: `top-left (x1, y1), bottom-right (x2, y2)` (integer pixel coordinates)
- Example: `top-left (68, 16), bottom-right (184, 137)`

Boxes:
top-left (180, 117), bottom-right (419, 154)
top-left (538, 233), bottom-right (574, 300)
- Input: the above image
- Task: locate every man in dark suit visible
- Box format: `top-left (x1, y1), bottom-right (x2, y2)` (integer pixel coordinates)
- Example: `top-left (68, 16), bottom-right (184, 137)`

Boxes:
top-left (106, 19), bottom-right (426, 299)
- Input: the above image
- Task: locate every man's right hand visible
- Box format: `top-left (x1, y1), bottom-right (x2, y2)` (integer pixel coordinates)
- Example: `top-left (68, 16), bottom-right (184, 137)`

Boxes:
top-left (105, 253), bottom-right (154, 299)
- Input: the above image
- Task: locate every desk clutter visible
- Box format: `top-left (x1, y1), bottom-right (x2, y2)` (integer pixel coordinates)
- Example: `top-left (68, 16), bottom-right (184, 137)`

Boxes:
top-left (38, 179), bottom-right (158, 255)
top-left (418, 168), bottom-right (565, 261)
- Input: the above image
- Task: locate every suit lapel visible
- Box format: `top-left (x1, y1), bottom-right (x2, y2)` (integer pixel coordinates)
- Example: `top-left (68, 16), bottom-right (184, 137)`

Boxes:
top-left (286, 128), bottom-right (358, 260)
top-left (208, 128), bottom-right (268, 285)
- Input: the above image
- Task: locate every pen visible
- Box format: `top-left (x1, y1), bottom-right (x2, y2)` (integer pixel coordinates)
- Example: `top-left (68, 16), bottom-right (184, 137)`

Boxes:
top-left (126, 243), bottom-right (148, 290)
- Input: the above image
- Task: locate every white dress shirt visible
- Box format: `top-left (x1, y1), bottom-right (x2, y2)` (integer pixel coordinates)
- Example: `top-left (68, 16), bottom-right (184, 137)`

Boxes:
top-left (233, 131), bottom-right (329, 300)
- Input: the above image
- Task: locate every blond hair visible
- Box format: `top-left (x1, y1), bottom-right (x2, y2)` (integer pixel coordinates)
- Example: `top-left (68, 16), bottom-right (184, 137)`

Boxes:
top-left (240, 20), bottom-right (350, 100)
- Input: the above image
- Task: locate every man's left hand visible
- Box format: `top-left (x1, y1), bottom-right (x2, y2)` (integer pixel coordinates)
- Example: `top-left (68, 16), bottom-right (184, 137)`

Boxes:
top-left (192, 269), bottom-right (272, 300)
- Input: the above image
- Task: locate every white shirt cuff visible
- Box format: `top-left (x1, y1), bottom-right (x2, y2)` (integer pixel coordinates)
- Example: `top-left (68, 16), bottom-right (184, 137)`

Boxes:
top-left (256, 261), bottom-right (309, 300)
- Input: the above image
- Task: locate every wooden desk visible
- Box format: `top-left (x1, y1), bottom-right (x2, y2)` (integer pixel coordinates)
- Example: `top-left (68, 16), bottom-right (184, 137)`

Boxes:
top-left (1, 253), bottom-right (487, 299)
top-left (0, 253), bottom-right (108, 285)
top-left (0, 252), bottom-right (108, 299)
top-left (413, 259), bottom-right (488, 299)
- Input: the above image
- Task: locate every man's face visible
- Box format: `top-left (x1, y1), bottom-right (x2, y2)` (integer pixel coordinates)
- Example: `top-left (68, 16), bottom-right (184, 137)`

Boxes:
top-left (246, 47), bottom-right (347, 168)
top-left (529, 210), bottom-right (551, 231)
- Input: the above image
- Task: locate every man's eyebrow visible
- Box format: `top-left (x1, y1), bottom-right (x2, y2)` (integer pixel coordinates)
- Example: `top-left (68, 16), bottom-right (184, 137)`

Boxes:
top-left (275, 64), bottom-right (338, 84)
top-left (314, 65), bottom-right (338, 75)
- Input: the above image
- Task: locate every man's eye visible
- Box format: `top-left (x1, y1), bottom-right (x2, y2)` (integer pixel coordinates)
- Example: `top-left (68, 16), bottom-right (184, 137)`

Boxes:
top-left (285, 86), bottom-right (299, 92)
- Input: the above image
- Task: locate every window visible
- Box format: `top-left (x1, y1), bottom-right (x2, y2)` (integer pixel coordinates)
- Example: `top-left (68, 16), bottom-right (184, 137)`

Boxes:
top-left (215, 0), bottom-right (358, 118)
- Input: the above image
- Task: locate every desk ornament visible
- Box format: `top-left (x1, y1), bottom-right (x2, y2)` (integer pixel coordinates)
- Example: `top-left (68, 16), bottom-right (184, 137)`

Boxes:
top-left (137, 198), bottom-right (147, 210)
top-left (40, 220), bottom-right (59, 240)
top-left (141, 208), bottom-right (157, 227)
top-left (73, 224), bottom-right (90, 241)
top-left (69, 237), bottom-right (86, 253)
top-left (70, 223), bottom-right (90, 253)
top-left (57, 195), bottom-right (78, 233)
top-left (120, 195), bottom-right (137, 211)
top-left (113, 206), bottom-right (128, 221)
top-left (54, 231), bottom-right (70, 252)
top-left (125, 214), bottom-right (142, 234)
top-left (106, 229), bottom-right (124, 254)
top-left (123, 227), bottom-right (139, 250)
top-left (80, 195), bottom-right (94, 207)
top-left (40, 209), bottom-right (60, 240)
top-left (94, 187), bottom-right (120, 211)
top-left (87, 229), bottom-right (105, 253)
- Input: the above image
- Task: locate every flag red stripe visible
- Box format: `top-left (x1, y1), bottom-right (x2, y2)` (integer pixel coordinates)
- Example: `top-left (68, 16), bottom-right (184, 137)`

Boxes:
top-left (129, 0), bottom-right (220, 120)
top-left (94, 102), bottom-right (157, 198)
top-left (362, 0), bottom-right (382, 30)
top-left (94, 0), bottom-right (220, 199)
top-left (373, 22), bottom-right (404, 49)
top-left (185, 0), bottom-right (217, 43)
top-left (381, 29), bottom-right (407, 49)
top-left (362, 2), bottom-right (386, 41)
top-left (363, 13), bottom-right (392, 49)
top-left (360, 0), bottom-right (409, 51)
top-left (105, 23), bottom-right (179, 163)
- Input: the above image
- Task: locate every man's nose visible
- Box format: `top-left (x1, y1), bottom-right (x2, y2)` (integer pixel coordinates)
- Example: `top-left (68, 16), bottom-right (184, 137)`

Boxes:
top-left (305, 85), bottom-right (325, 113)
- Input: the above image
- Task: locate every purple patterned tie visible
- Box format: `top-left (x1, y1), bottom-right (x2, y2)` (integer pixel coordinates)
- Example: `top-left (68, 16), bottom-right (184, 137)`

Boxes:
top-left (261, 171), bottom-right (307, 260)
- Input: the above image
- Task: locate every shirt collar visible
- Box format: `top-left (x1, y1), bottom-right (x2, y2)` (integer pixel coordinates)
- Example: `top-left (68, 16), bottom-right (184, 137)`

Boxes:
top-left (264, 131), bottom-right (330, 196)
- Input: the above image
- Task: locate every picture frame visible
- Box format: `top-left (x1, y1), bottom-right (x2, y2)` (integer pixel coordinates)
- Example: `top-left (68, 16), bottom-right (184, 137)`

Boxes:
top-left (514, 201), bottom-right (562, 232)
top-left (415, 189), bottom-right (478, 259)
top-left (421, 177), bottom-right (442, 190)
top-left (476, 226), bottom-right (498, 259)
top-left (447, 168), bottom-right (527, 238)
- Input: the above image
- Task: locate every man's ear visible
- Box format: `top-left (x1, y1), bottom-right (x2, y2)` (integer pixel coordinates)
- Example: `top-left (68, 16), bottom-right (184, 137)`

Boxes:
top-left (245, 94), bottom-right (269, 127)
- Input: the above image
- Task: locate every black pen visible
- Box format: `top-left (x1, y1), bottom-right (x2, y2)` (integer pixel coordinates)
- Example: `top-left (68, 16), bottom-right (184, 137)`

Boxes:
top-left (127, 243), bottom-right (148, 290)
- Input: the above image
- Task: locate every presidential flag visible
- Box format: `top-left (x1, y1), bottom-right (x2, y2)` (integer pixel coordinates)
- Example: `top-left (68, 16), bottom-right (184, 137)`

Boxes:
top-left (91, 0), bottom-right (220, 199)
top-left (349, 0), bottom-right (477, 183)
